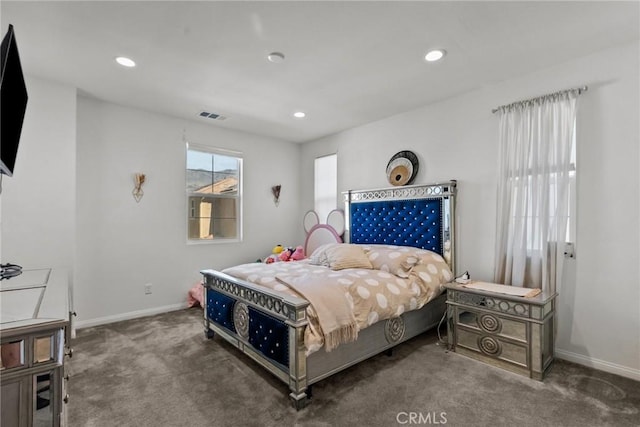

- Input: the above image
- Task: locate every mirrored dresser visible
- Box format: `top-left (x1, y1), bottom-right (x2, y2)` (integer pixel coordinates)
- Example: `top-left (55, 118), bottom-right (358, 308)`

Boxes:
top-left (1, 268), bottom-right (72, 426)
top-left (445, 282), bottom-right (556, 380)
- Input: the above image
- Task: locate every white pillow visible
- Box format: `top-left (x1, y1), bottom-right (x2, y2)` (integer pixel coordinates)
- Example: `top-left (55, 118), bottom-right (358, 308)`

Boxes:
top-left (324, 244), bottom-right (373, 271)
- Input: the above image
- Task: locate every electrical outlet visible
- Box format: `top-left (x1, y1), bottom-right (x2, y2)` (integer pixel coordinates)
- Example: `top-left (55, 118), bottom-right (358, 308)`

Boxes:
top-left (144, 283), bottom-right (152, 295)
top-left (563, 242), bottom-right (576, 259)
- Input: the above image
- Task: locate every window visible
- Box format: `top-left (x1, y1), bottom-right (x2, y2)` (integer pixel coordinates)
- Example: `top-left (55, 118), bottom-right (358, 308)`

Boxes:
top-left (566, 127), bottom-right (577, 244)
top-left (494, 89), bottom-right (580, 290)
top-left (511, 123), bottom-right (576, 253)
top-left (186, 144), bottom-right (242, 242)
top-left (314, 154), bottom-right (337, 221)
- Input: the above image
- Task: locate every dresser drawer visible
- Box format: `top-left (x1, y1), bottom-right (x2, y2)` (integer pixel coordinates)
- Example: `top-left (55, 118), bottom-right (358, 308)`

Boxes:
top-left (458, 309), bottom-right (527, 343)
top-left (457, 327), bottom-right (529, 368)
top-left (449, 288), bottom-right (554, 321)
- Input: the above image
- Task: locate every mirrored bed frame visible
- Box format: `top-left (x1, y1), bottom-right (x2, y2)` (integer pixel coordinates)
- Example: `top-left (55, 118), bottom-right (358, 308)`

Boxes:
top-left (201, 180), bottom-right (457, 409)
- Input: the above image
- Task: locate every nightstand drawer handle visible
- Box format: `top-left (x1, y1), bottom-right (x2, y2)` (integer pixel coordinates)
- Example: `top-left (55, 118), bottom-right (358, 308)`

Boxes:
top-left (478, 314), bottom-right (502, 333)
top-left (478, 336), bottom-right (502, 357)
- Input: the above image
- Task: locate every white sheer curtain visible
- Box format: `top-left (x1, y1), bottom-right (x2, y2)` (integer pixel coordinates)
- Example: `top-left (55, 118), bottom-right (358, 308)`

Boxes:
top-left (494, 90), bottom-right (579, 293)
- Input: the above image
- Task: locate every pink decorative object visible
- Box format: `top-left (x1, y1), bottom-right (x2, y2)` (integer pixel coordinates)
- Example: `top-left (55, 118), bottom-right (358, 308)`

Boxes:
top-left (279, 248), bottom-right (292, 261)
top-left (303, 209), bottom-right (345, 256)
top-left (187, 281), bottom-right (204, 308)
top-left (290, 245), bottom-right (305, 261)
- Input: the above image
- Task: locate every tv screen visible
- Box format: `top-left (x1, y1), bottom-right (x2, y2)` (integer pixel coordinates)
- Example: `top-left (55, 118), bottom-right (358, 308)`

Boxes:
top-left (1, 24), bottom-right (28, 177)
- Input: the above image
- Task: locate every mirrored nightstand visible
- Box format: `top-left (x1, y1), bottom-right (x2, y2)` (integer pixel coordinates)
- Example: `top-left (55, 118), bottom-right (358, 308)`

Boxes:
top-left (444, 282), bottom-right (556, 380)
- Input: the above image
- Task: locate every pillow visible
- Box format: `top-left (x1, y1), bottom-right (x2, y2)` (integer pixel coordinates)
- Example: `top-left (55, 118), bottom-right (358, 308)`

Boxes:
top-left (308, 243), bottom-right (336, 267)
top-left (415, 249), bottom-right (447, 267)
top-left (323, 244), bottom-right (373, 271)
top-left (362, 245), bottom-right (421, 278)
top-left (409, 256), bottom-right (453, 292)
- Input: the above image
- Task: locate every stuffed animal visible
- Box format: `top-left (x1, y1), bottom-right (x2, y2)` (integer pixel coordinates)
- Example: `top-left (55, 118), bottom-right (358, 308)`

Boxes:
top-left (263, 244), bottom-right (285, 264)
top-left (263, 245), bottom-right (304, 263)
top-left (290, 245), bottom-right (305, 261)
top-left (264, 254), bottom-right (279, 264)
top-left (279, 247), bottom-right (294, 262)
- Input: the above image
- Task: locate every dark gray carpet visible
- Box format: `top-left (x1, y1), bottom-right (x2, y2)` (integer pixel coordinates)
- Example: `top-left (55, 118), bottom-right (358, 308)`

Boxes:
top-left (68, 308), bottom-right (639, 426)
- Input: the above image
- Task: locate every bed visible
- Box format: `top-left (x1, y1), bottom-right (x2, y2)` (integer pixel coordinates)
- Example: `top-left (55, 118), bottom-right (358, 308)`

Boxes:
top-left (201, 181), bottom-right (457, 409)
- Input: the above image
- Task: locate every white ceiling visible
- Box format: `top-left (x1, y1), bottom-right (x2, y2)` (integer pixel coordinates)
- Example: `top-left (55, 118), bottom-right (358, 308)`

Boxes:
top-left (2, 1), bottom-right (638, 143)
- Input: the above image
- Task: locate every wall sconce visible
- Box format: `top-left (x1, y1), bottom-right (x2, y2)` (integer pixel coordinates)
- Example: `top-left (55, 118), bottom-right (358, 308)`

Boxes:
top-left (133, 173), bottom-right (146, 202)
top-left (271, 185), bottom-right (281, 206)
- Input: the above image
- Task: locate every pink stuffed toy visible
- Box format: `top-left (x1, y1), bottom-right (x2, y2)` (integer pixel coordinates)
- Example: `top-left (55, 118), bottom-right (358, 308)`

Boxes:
top-left (264, 245), bottom-right (304, 263)
top-left (264, 254), bottom-right (279, 264)
top-left (279, 250), bottom-right (291, 262)
top-left (290, 246), bottom-right (305, 261)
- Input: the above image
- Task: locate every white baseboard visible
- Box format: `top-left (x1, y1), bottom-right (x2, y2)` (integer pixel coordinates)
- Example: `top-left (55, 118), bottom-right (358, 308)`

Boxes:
top-left (555, 349), bottom-right (640, 381)
top-left (73, 303), bottom-right (189, 330)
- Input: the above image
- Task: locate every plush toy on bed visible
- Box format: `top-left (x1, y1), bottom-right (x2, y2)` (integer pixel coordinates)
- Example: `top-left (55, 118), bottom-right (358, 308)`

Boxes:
top-left (263, 244), bottom-right (284, 264)
top-left (278, 245), bottom-right (305, 262)
top-left (291, 245), bottom-right (305, 260)
top-left (279, 247), bottom-right (293, 261)
top-left (264, 254), bottom-right (279, 264)
top-left (263, 245), bottom-right (305, 263)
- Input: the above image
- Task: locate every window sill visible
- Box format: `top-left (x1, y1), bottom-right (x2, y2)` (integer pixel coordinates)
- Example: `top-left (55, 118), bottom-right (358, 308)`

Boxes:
top-left (187, 238), bottom-right (242, 245)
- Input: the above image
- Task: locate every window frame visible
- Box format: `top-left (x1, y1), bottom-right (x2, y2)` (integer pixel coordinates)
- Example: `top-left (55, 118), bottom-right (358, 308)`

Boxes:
top-left (185, 142), bottom-right (243, 245)
top-left (314, 153), bottom-right (338, 222)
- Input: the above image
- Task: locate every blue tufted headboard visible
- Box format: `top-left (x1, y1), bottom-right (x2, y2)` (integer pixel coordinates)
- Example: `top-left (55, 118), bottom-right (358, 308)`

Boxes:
top-left (343, 181), bottom-right (457, 274)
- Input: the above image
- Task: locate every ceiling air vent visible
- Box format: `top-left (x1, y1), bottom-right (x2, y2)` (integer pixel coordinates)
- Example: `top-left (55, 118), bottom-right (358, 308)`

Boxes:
top-left (198, 111), bottom-right (227, 121)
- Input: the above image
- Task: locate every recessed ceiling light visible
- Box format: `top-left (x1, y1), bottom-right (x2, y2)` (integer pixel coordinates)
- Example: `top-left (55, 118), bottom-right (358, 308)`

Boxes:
top-left (115, 56), bottom-right (136, 67)
top-left (267, 52), bottom-right (285, 63)
top-left (425, 49), bottom-right (446, 62)
top-left (293, 111), bottom-right (306, 118)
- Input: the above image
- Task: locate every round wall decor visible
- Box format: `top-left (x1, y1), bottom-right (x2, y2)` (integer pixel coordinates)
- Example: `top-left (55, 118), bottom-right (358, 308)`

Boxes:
top-left (386, 150), bottom-right (419, 186)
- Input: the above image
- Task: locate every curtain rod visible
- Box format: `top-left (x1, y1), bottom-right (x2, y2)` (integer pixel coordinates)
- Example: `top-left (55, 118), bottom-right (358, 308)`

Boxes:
top-left (492, 85), bottom-right (588, 114)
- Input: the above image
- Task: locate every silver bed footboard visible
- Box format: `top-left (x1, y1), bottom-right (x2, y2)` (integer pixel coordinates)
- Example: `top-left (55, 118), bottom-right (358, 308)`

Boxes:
top-left (201, 269), bottom-right (312, 409)
top-left (201, 269), bottom-right (447, 409)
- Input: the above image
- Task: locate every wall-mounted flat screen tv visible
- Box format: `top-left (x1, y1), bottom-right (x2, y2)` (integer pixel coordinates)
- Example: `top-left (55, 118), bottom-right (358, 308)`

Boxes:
top-left (1, 24), bottom-right (28, 177)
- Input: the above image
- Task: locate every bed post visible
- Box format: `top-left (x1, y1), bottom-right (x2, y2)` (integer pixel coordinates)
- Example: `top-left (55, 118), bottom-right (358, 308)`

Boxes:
top-left (288, 313), bottom-right (309, 409)
top-left (446, 180), bottom-right (457, 276)
top-left (343, 190), bottom-right (352, 244)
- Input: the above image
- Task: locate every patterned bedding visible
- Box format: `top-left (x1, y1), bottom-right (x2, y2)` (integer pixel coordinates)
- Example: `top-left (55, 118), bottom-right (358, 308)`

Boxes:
top-left (222, 244), bottom-right (453, 354)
